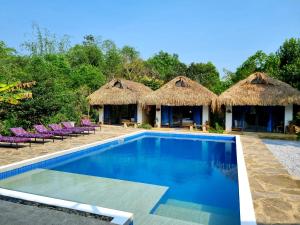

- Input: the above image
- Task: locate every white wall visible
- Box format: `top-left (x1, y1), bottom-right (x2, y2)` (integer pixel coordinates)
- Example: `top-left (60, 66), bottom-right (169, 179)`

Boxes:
top-left (137, 104), bottom-right (143, 124)
top-left (98, 106), bottom-right (104, 124)
top-left (156, 105), bottom-right (161, 128)
top-left (202, 105), bottom-right (209, 126)
top-left (284, 104), bottom-right (293, 132)
top-left (142, 107), bottom-right (149, 124)
top-left (225, 106), bottom-right (233, 132)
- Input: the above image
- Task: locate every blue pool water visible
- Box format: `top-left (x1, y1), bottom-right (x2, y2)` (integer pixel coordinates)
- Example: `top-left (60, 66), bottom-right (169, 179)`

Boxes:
top-left (0, 133), bottom-right (240, 224)
top-left (52, 134), bottom-right (240, 224)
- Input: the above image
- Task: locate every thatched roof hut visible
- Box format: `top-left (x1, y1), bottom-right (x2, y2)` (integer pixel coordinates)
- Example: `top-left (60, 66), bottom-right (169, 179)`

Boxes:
top-left (88, 79), bottom-right (152, 105)
top-left (141, 76), bottom-right (217, 106)
top-left (213, 72), bottom-right (300, 111)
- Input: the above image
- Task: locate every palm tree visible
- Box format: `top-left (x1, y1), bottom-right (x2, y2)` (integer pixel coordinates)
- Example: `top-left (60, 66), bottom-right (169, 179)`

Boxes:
top-left (0, 81), bottom-right (36, 105)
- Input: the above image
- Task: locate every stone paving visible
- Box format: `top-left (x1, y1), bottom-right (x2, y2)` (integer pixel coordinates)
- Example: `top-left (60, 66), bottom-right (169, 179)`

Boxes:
top-left (0, 125), bottom-right (138, 166)
top-left (241, 135), bottom-right (300, 225)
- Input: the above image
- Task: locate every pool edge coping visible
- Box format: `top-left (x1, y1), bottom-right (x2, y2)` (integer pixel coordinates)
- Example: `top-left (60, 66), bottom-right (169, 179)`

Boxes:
top-left (0, 130), bottom-right (145, 173)
top-left (0, 188), bottom-right (133, 225)
top-left (236, 135), bottom-right (257, 225)
top-left (0, 130), bottom-right (257, 225)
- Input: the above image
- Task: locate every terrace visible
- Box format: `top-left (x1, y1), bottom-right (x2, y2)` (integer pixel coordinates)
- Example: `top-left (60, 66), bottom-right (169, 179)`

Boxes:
top-left (0, 126), bottom-right (299, 225)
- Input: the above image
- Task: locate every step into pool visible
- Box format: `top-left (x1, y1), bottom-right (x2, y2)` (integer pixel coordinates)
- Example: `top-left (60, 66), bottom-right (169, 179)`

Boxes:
top-left (0, 132), bottom-right (254, 225)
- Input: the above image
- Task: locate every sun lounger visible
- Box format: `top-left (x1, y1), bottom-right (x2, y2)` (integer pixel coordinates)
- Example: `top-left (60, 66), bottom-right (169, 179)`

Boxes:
top-left (62, 121), bottom-right (95, 134)
top-left (0, 134), bottom-right (31, 149)
top-left (10, 127), bottom-right (53, 143)
top-left (34, 124), bottom-right (71, 140)
top-left (81, 119), bottom-right (100, 130)
top-left (59, 122), bottom-right (86, 134)
top-left (49, 123), bottom-right (82, 135)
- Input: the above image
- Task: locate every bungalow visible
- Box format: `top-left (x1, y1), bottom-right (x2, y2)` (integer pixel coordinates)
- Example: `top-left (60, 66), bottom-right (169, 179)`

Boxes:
top-left (141, 76), bottom-right (217, 128)
top-left (214, 72), bottom-right (300, 133)
top-left (88, 79), bottom-right (153, 125)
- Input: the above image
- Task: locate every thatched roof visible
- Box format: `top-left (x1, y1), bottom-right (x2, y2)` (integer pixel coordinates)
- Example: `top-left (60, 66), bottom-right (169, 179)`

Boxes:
top-left (88, 79), bottom-right (152, 105)
top-left (141, 76), bottom-right (217, 106)
top-left (213, 72), bottom-right (300, 110)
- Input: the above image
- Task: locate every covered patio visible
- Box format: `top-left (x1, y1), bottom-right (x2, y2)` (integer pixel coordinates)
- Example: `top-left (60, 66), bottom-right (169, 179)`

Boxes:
top-left (161, 106), bottom-right (202, 128)
top-left (103, 104), bottom-right (137, 125)
top-left (88, 79), bottom-right (152, 126)
top-left (214, 72), bottom-right (300, 133)
top-left (232, 106), bottom-right (285, 132)
top-left (141, 76), bottom-right (217, 128)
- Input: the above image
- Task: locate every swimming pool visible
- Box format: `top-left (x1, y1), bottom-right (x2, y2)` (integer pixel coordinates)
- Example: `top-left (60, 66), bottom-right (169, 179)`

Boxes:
top-left (0, 131), bottom-right (256, 225)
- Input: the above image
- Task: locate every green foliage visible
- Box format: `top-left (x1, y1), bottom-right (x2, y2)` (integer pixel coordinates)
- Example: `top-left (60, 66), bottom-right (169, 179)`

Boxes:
top-left (186, 62), bottom-right (222, 94)
top-left (102, 40), bottom-right (123, 79)
top-left (231, 51), bottom-right (269, 83)
top-left (0, 114), bottom-right (18, 135)
top-left (147, 51), bottom-right (187, 81)
top-left (121, 45), bottom-right (140, 63)
top-left (220, 69), bottom-right (235, 91)
top-left (208, 123), bottom-right (224, 134)
top-left (276, 38), bottom-right (300, 90)
top-left (137, 75), bottom-right (164, 90)
top-left (22, 24), bottom-right (70, 55)
top-left (0, 81), bottom-right (35, 105)
top-left (67, 35), bottom-right (104, 68)
top-left (0, 41), bottom-right (16, 57)
top-left (224, 38), bottom-right (300, 91)
top-left (69, 64), bottom-right (106, 91)
top-left (137, 123), bottom-right (152, 129)
top-left (264, 53), bottom-right (280, 77)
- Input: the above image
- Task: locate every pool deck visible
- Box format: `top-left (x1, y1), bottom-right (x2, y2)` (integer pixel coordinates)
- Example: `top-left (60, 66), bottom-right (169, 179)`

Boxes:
top-left (0, 125), bottom-right (138, 166)
top-left (0, 126), bottom-right (300, 225)
top-left (241, 135), bottom-right (300, 225)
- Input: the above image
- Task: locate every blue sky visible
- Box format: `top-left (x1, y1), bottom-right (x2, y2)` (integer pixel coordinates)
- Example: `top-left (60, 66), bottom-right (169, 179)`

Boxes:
top-left (0, 0), bottom-right (299, 75)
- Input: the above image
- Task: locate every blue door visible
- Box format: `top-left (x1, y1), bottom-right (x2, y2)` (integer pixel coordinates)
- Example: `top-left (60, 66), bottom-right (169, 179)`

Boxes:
top-left (193, 106), bottom-right (202, 126)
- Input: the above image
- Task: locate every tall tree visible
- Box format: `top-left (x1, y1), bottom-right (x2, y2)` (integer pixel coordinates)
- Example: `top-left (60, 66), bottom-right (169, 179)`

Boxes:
top-left (121, 45), bottom-right (140, 63)
top-left (147, 51), bottom-right (187, 81)
top-left (232, 50), bottom-right (269, 83)
top-left (69, 64), bottom-right (106, 91)
top-left (120, 45), bottom-right (140, 80)
top-left (0, 41), bottom-right (15, 58)
top-left (276, 38), bottom-right (300, 90)
top-left (102, 40), bottom-right (123, 79)
top-left (186, 62), bottom-right (222, 93)
top-left (22, 24), bottom-right (70, 56)
top-left (67, 35), bottom-right (105, 68)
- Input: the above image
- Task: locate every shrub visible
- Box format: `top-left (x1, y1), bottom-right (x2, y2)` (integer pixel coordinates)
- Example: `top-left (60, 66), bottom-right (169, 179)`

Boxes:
top-left (0, 116), bottom-right (18, 135)
top-left (208, 122), bottom-right (224, 134)
top-left (47, 113), bottom-right (69, 124)
top-left (138, 123), bottom-right (152, 129)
